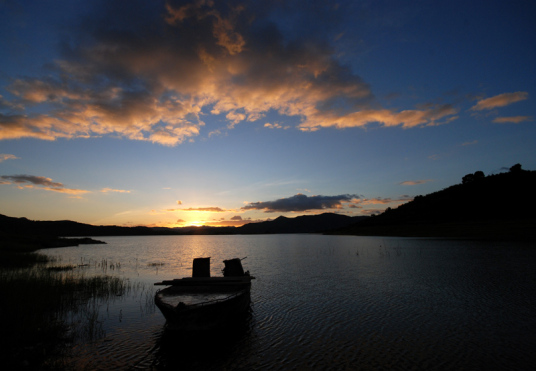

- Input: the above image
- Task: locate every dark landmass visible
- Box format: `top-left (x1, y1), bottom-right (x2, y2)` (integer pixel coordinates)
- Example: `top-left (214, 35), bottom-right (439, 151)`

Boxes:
top-left (238, 213), bottom-right (367, 234)
top-left (0, 232), bottom-right (106, 252)
top-left (331, 165), bottom-right (536, 240)
top-left (0, 215), bottom-right (169, 237)
top-left (0, 212), bottom-right (364, 242)
top-left (1, 164), bottom-right (534, 244)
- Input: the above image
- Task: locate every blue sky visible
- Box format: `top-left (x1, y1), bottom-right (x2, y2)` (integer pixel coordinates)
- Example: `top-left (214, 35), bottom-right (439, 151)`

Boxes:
top-left (1, 0), bottom-right (535, 227)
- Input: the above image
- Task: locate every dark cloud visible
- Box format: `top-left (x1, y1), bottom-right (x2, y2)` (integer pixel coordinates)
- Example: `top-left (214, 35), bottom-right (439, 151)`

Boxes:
top-left (1, 174), bottom-right (64, 188)
top-left (0, 174), bottom-right (89, 195)
top-left (230, 215), bottom-right (243, 220)
top-left (242, 193), bottom-right (357, 212)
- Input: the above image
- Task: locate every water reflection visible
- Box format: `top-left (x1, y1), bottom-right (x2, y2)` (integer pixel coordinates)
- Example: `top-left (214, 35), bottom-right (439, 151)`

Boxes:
top-left (152, 310), bottom-right (255, 369)
top-left (38, 235), bottom-right (536, 370)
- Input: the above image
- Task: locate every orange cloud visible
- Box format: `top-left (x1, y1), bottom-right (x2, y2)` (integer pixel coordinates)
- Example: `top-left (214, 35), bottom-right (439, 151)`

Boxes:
top-left (492, 116), bottom-right (533, 124)
top-left (178, 207), bottom-right (228, 212)
top-left (0, 1), bottom-right (462, 145)
top-left (298, 105), bottom-right (459, 131)
top-left (461, 140), bottom-right (478, 146)
top-left (470, 92), bottom-right (528, 111)
top-left (264, 123), bottom-right (290, 130)
top-left (359, 196), bottom-right (413, 205)
top-left (0, 154), bottom-right (19, 162)
top-left (398, 180), bottom-right (433, 186)
top-left (42, 187), bottom-right (90, 195)
top-left (100, 188), bottom-right (131, 193)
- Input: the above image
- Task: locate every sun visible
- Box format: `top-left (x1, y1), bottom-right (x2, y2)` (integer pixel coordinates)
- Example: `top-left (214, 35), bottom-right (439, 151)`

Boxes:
top-left (187, 220), bottom-right (205, 227)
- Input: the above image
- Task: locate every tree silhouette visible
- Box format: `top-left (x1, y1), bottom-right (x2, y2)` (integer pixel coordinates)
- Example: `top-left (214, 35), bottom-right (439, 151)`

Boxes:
top-left (510, 163), bottom-right (522, 173)
top-left (462, 173), bottom-right (474, 184)
top-left (463, 171), bottom-right (485, 184)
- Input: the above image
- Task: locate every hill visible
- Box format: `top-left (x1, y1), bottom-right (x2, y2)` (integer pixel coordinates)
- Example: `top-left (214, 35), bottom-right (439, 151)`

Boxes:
top-left (0, 212), bottom-right (366, 241)
top-left (0, 215), bottom-right (172, 237)
top-left (238, 213), bottom-right (367, 234)
top-left (333, 165), bottom-right (536, 240)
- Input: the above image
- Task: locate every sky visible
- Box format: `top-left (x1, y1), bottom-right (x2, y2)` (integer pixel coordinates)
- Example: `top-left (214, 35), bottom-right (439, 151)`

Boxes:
top-left (1, 0), bottom-right (535, 228)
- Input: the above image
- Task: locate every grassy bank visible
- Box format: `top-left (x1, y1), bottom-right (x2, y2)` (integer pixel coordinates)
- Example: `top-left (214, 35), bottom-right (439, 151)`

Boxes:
top-left (0, 246), bottom-right (131, 369)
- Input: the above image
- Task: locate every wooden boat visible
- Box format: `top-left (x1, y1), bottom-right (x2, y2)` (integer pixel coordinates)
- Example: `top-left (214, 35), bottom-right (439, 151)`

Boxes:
top-left (154, 257), bottom-right (254, 331)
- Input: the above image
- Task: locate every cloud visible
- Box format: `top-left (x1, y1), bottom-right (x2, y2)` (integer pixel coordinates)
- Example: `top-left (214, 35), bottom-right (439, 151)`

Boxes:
top-left (100, 188), bottom-right (131, 193)
top-left (177, 200), bottom-right (183, 205)
top-left (264, 123), bottom-right (290, 130)
top-left (492, 116), bottom-right (533, 124)
top-left (0, 0), bottom-right (462, 145)
top-left (180, 207), bottom-right (227, 212)
top-left (0, 174), bottom-right (90, 195)
top-left (1, 175), bottom-right (64, 188)
top-left (0, 95), bottom-right (23, 111)
top-left (359, 196), bottom-right (413, 205)
top-left (398, 180), bottom-right (433, 186)
top-left (298, 104), bottom-right (459, 131)
top-left (360, 209), bottom-right (382, 216)
top-left (241, 193), bottom-right (357, 212)
top-left (470, 92), bottom-right (528, 111)
top-left (461, 140), bottom-right (478, 146)
top-left (0, 154), bottom-right (20, 162)
top-left (200, 216), bottom-right (265, 227)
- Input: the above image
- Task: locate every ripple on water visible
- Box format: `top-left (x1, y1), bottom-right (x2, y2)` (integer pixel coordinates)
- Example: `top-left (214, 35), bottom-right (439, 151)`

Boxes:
top-left (39, 236), bottom-right (536, 370)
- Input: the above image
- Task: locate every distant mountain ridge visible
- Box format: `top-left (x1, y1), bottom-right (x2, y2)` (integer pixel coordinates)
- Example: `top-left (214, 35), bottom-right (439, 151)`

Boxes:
top-left (238, 213), bottom-right (367, 234)
top-left (0, 215), bottom-right (166, 237)
top-left (0, 212), bottom-right (365, 237)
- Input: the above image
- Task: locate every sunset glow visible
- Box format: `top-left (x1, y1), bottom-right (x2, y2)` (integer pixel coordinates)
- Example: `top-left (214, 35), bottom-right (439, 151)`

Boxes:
top-left (1, 1), bottom-right (535, 227)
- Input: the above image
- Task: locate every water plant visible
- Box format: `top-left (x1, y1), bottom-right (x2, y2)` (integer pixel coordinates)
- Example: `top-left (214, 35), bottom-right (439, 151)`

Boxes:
top-left (0, 250), bottom-right (135, 369)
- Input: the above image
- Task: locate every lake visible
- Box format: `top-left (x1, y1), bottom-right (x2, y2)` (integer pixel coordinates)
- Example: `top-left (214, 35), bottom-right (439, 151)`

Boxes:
top-left (39, 234), bottom-right (536, 370)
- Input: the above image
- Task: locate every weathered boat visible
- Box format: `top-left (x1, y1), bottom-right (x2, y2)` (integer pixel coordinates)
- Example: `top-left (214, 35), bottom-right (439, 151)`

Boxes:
top-left (154, 257), bottom-right (254, 331)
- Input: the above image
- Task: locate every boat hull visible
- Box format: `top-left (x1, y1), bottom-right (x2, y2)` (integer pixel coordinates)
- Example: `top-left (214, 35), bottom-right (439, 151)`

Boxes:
top-left (155, 284), bottom-right (252, 331)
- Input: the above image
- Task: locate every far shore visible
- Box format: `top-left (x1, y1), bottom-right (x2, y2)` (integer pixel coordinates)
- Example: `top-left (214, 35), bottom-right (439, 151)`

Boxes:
top-left (328, 219), bottom-right (536, 242)
top-left (0, 235), bottom-right (106, 253)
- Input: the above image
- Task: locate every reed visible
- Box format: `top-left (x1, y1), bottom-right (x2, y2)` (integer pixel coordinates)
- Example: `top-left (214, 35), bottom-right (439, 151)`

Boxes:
top-left (0, 255), bottom-right (133, 369)
top-left (0, 250), bottom-right (53, 268)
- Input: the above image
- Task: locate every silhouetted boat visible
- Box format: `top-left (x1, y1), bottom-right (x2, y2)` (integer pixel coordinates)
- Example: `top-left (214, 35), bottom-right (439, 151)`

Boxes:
top-left (154, 257), bottom-right (254, 331)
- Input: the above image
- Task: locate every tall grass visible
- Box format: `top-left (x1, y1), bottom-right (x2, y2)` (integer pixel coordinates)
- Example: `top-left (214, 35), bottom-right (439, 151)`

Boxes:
top-left (0, 251), bottom-right (135, 369)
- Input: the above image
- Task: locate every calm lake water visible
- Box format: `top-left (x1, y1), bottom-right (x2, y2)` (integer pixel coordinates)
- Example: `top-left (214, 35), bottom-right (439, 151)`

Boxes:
top-left (39, 235), bottom-right (536, 370)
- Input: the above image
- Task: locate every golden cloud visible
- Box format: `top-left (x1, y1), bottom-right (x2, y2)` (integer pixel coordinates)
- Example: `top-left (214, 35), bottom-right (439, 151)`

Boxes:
top-left (0, 154), bottom-right (20, 162)
top-left (398, 180), bottom-right (433, 186)
top-left (100, 188), bottom-right (131, 193)
top-left (470, 92), bottom-right (528, 111)
top-left (179, 207), bottom-right (228, 212)
top-left (492, 116), bottom-right (533, 124)
top-left (298, 105), bottom-right (459, 131)
top-left (359, 196), bottom-right (413, 205)
top-left (0, 1), bottom-right (463, 145)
